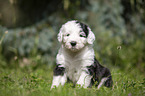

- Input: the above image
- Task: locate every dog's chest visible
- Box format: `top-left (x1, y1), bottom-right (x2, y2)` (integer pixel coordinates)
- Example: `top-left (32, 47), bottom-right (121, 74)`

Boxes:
top-left (65, 59), bottom-right (83, 83)
top-left (57, 46), bottom-right (94, 83)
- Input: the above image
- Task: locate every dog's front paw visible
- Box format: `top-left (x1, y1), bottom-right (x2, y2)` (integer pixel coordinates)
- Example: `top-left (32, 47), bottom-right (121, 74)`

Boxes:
top-left (50, 84), bottom-right (58, 90)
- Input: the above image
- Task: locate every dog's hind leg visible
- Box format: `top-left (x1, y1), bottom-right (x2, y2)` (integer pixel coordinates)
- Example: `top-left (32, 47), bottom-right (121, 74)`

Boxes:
top-left (97, 68), bottom-right (113, 89)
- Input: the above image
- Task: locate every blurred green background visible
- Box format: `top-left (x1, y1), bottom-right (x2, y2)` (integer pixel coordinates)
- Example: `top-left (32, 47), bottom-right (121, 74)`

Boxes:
top-left (0, 0), bottom-right (145, 95)
top-left (0, 0), bottom-right (145, 75)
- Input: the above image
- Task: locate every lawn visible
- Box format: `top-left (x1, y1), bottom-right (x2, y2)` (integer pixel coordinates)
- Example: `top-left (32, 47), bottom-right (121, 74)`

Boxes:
top-left (0, 65), bottom-right (144, 96)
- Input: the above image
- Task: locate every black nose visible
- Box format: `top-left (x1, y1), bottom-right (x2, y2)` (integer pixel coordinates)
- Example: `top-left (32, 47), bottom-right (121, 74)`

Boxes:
top-left (70, 41), bottom-right (77, 46)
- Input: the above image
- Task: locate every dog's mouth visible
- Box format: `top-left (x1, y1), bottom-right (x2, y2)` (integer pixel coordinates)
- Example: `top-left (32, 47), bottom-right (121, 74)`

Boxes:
top-left (70, 46), bottom-right (78, 51)
top-left (64, 42), bottom-right (84, 52)
top-left (67, 46), bottom-right (81, 52)
top-left (71, 46), bottom-right (76, 49)
top-left (64, 44), bottom-right (77, 51)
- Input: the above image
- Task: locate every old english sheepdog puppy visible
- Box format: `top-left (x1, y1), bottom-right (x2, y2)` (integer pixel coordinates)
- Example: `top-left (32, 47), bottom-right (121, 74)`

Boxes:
top-left (51, 20), bottom-right (113, 89)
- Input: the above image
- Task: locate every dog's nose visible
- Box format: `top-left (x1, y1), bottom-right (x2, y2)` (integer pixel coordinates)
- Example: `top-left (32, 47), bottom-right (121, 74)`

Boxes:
top-left (70, 41), bottom-right (77, 46)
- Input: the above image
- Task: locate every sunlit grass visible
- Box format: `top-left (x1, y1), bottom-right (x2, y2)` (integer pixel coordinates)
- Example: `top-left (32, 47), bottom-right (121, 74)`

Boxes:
top-left (0, 64), bottom-right (144, 96)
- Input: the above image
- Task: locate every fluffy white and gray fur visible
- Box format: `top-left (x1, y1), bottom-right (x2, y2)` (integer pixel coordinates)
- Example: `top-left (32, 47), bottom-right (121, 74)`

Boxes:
top-left (51, 20), bottom-right (113, 89)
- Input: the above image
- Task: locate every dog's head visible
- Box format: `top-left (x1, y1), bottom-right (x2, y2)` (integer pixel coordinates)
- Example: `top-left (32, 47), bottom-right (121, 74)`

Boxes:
top-left (58, 20), bottom-right (95, 52)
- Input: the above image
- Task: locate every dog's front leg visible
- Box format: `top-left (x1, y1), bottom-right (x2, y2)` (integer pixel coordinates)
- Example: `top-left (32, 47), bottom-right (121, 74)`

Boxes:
top-left (51, 65), bottom-right (67, 89)
top-left (76, 71), bottom-right (92, 88)
top-left (51, 74), bottom-right (67, 89)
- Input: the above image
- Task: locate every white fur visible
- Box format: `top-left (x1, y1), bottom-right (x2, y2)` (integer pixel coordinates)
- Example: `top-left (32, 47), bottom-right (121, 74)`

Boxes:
top-left (51, 20), bottom-right (95, 89)
top-left (97, 77), bottom-right (108, 89)
top-left (51, 74), bottom-right (67, 89)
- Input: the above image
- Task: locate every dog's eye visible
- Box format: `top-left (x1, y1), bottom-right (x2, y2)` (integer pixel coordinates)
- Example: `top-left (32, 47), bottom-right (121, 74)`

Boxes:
top-left (80, 34), bottom-right (85, 37)
top-left (66, 34), bottom-right (70, 36)
top-left (80, 32), bottom-right (86, 37)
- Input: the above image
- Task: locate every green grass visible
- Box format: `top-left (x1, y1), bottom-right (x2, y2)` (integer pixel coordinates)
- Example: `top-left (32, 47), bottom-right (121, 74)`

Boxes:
top-left (0, 65), bottom-right (144, 96)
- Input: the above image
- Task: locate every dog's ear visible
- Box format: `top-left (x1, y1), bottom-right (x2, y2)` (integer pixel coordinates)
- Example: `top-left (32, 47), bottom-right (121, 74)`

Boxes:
top-left (87, 27), bottom-right (95, 44)
top-left (76, 21), bottom-right (95, 44)
top-left (57, 26), bottom-right (63, 42)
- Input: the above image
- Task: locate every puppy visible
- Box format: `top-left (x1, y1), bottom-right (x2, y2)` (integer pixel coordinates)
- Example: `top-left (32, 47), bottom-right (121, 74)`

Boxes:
top-left (51, 20), bottom-right (113, 89)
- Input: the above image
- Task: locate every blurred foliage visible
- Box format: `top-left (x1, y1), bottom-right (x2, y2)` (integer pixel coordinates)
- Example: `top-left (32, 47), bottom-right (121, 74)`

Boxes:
top-left (0, 0), bottom-right (145, 73)
top-left (0, 0), bottom-right (62, 27)
top-left (0, 20), bottom-right (58, 66)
